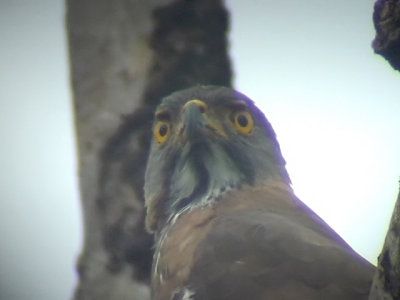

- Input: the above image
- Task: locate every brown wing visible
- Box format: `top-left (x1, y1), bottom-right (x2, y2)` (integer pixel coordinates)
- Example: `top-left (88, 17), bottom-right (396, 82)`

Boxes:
top-left (153, 182), bottom-right (375, 300)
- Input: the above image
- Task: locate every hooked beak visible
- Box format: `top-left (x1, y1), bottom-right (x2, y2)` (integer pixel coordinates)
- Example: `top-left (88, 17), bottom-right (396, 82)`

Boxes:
top-left (180, 99), bottom-right (227, 142)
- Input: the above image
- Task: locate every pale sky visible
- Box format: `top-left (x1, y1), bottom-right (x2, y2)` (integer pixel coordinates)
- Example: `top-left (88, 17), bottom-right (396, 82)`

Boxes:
top-left (228, 0), bottom-right (400, 265)
top-left (1, 1), bottom-right (399, 300)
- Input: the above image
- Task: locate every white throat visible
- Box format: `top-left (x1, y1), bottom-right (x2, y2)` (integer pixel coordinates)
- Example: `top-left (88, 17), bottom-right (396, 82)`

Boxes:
top-left (170, 143), bottom-right (243, 210)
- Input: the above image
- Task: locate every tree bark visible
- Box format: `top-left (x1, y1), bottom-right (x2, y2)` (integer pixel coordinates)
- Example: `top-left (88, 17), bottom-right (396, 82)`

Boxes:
top-left (369, 189), bottom-right (400, 300)
top-left (369, 1), bottom-right (400, 299)
top-left (372, 0), bottom-right (400, 71)
top-left (67, 1), bottom-right (231, 299)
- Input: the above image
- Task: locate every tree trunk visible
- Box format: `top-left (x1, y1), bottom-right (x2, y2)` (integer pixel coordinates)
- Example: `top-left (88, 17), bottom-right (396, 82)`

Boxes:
top-left (369, 189), bottom-right (400, 300)
top-left (372, 0), bottom-right (400, 71)
top-left (67, 0), bottom-right (231, 299)
top-left (369, 1), bottom-right (400, 299)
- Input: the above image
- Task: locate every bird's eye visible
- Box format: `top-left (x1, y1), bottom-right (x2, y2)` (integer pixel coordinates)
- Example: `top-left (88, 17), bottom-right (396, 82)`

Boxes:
top-left (154, 121), bottom-right (171, 144)
top-left (232, 111), bottom-right (254, 134)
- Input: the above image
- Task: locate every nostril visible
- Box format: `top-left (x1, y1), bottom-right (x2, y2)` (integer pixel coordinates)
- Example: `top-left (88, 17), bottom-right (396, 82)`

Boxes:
top-left (198, 105), bottom-right (206, 113)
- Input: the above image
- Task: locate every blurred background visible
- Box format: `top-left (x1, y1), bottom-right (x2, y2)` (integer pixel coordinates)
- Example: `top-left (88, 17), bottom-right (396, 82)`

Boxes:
top-left (0, 0), bottom-right (399, 299)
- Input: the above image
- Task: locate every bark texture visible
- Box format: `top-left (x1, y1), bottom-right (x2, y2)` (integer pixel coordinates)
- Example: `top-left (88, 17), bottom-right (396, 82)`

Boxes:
top-left (369, 189), bottom-right (400, 300)
top-left (370, 1), bottom-right (400, 299)
top-left (373, 0), bottom-right (400, 71)
top-left (67, 0), bottom-right (231, 299)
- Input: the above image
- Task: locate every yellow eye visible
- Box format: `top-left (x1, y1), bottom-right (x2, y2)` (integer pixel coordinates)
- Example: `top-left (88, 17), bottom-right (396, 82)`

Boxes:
top-left (154, 121), bottom-right (171, 144)
top-left (232, 110), bottom-right (254, 134)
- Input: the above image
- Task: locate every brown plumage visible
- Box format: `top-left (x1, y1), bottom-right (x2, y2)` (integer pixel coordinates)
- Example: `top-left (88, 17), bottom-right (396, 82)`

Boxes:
top-left (144, 86), bottom-right (375, 300)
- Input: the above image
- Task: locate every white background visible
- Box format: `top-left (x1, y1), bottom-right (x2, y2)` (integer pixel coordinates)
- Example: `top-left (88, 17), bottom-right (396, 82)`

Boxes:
top-left (1, 0), bottom-right (399, 299)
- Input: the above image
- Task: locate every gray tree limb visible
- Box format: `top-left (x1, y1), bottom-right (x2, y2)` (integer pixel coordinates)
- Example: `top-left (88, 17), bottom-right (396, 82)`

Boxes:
top-left (67, 1), bottom-right (231, 299)
top-left (369, 1), bottom-right (400, 299)
top-left (373, 0), bottom-right (400, 71)
top-left (369, 189), bottom-right (400, 300)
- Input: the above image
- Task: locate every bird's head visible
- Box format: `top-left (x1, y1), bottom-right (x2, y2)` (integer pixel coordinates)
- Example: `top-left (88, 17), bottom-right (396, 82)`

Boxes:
top-left (144, 86), bottom-right (290, 232)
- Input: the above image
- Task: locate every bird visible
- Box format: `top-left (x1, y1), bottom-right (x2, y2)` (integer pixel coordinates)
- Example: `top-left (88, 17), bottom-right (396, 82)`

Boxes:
top-left (144, 85), bottom-right (375, 300)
